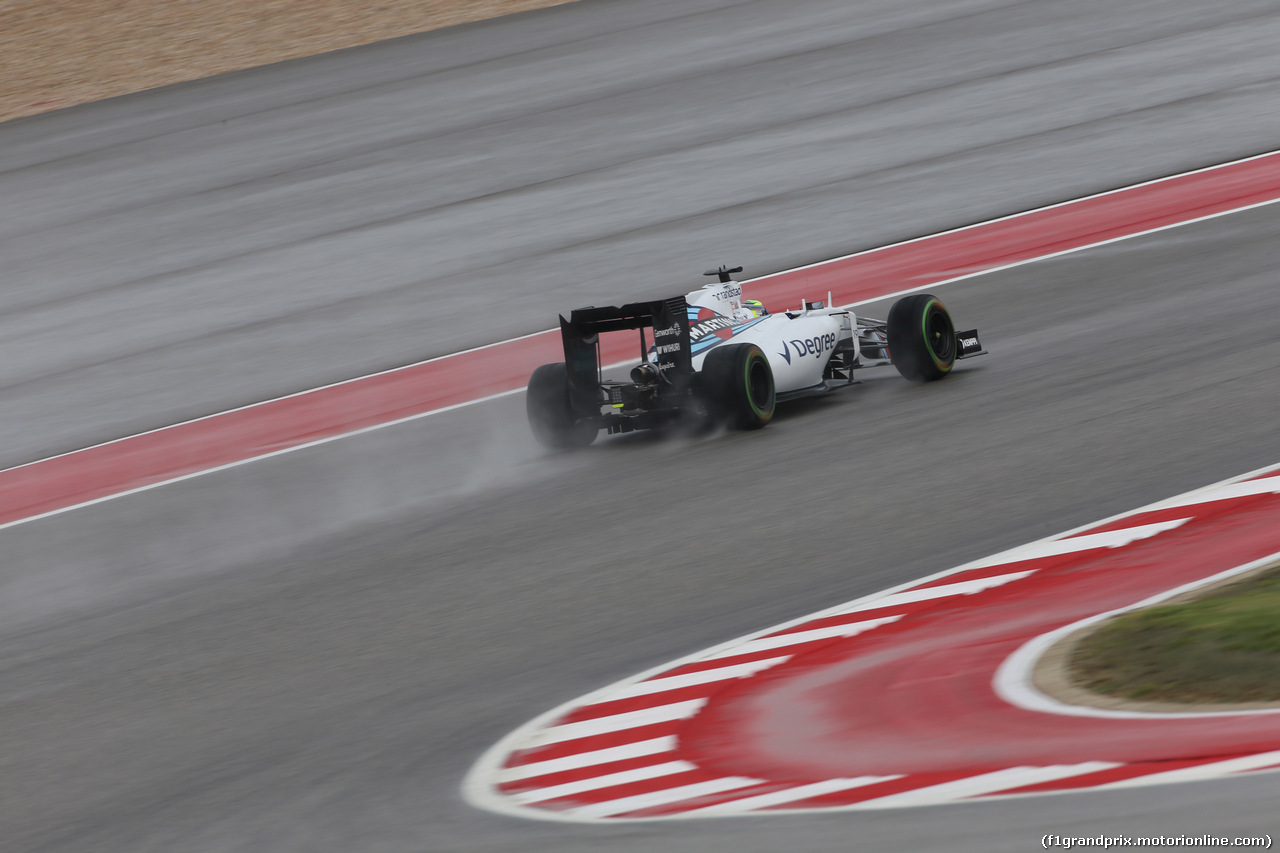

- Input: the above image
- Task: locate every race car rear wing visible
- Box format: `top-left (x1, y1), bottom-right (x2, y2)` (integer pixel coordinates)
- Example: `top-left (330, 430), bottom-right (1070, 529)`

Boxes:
top-left (559, 295), bottom-right (692, 411)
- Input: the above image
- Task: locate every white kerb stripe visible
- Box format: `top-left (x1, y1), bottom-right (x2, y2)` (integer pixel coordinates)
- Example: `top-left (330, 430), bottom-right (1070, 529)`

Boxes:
top-left (496, 737), bottom-right (676, 783)
top-left (528, 699), bottom-right (706, 747)
top-left (685, 776), bottom-right (901, 815)
top-left (602, 657), bottom-right (791, 701)
top-left (570, 777), bottom-right (764, 818)
top-left (1155, 475), bottom-right (1280, 510)
top-left (963, 519), bottom-right (1190, 570)
top-left (857, 764), bottom-right (1119, 808)
top-left (836, 570), bottom-right (1035, 615)
top-left (705, 616), bottom-right (900, 660)
top-left (1098, 750), bottom-right (1280, 789)
top-left (512, 761), bottom-right (696, 804)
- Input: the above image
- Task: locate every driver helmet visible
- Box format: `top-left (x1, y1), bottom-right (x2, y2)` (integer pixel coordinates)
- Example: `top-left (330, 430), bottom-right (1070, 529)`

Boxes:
top-left (742, 299), bottom-right (768, 318)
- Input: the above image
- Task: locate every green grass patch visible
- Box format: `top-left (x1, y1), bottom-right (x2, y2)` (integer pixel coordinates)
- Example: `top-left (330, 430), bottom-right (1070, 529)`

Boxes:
top-left (1069, 565), bottom-right (1280, 703)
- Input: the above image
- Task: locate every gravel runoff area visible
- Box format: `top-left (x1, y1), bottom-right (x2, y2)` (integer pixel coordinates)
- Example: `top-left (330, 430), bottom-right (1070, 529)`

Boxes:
top-left (0, 0), bottom-right (577, 123)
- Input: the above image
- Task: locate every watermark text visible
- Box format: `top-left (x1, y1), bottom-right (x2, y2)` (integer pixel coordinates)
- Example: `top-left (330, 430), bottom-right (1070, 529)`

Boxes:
top-left (1043, 835), bottom-right (1271, 850)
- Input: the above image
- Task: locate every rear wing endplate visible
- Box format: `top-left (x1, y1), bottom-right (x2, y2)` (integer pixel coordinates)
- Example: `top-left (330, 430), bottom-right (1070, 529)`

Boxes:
top-left (559, 296), bottom-right (692, 410)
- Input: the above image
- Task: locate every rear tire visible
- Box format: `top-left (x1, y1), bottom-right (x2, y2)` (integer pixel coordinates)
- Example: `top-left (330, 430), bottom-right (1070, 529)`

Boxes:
top-left (887, 294), bottom-right (956, 382)
top-left (700, 343), bottom-right (775, 430)
top-left (526, 363), bottom-right (598, 450)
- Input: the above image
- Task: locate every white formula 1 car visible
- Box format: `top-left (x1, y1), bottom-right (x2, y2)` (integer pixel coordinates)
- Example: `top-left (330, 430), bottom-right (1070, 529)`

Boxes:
top-left (526, 266), bottom-right (985, 449)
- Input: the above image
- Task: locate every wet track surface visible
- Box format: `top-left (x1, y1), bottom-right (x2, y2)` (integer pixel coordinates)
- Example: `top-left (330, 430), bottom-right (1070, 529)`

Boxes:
top-left (3, 1), bottom-right (1280, 850)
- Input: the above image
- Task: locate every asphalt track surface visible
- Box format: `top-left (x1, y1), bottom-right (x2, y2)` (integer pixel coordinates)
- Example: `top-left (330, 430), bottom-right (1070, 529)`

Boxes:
top-left (3, 1), bottom-right (1280, 851)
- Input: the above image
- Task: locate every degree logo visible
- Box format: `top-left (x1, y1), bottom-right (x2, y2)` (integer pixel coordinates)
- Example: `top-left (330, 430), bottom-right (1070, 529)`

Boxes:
top-left (788, 333), bottom-right (837, 360)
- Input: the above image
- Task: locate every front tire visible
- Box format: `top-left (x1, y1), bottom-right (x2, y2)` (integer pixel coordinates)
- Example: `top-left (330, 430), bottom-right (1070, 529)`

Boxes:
top-left (887, 294), bottom-right (956, 382)
top-left (700, 343), bottom-right (776, 430)
top-left (526, 363), bottom-right (598, 450)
